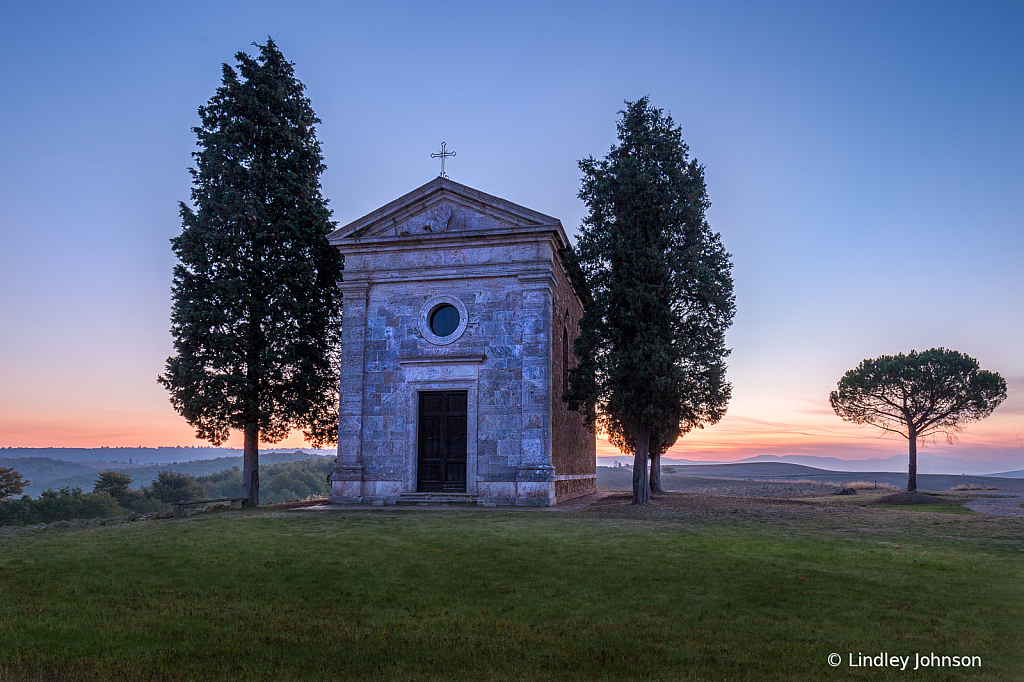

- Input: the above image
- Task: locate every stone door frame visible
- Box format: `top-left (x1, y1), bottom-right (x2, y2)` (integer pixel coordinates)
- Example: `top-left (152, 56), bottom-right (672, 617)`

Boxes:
top-left (398, 356), bottom-right (484, 496)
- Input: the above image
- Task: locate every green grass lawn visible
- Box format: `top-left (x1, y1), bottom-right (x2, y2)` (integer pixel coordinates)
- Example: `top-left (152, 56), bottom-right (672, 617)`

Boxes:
top-left (0, 493), bottom-right (1021, 681)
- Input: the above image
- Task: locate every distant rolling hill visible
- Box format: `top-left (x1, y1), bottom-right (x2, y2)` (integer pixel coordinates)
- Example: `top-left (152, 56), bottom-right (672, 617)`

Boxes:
top-left (988, 470), bottom-right (1024, 478)
top-left (600, 452), bottom-right (1024, 476)
top-left (0, 452), bottom-right (333, 498)
top-left (0, 458), bottom-right (98, 490)
top-left (597, 462), bottom-right (1024, 493)
top-left (730, 453), bottom-right (1024, 477)
top-left (0, 446), bottom-right (335, 465)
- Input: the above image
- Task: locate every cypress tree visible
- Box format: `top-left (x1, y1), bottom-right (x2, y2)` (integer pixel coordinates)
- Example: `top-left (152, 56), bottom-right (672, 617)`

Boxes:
top-left (566, 98), bottom-right (735, 504)
top-left (159, 39), bottom-right (342, 507)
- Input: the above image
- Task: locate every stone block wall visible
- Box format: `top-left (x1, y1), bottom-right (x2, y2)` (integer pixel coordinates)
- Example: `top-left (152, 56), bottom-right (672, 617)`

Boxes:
top-left (550, 254), bottom-right (597, 501)
top-left (358, 275), bottom-right (527, 501)
top-left (328, 179), bottom-right (596, 506)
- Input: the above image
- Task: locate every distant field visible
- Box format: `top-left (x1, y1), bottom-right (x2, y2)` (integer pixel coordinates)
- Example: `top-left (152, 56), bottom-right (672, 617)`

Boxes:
top-left (597, 465), bottom-right (1024, 493)
top-left (1, 452), bottom-right (331, 497)
top-left (0, 447), bottom-right (334, 466)
top-left (9, 457), bottom-right (1018, 499)
top-left (0, 492), bottom-right (1020, 681)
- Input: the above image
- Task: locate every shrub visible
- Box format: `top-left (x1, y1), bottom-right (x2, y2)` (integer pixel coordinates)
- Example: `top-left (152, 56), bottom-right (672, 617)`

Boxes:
top-left (126, 497), bottom-right (171, 514)
top-left (192, 459), bottom-right (332, 504)
top-left (93, 471), bottom-right (136, 508)
top-left (201, 466), bottom-right (242, 499)
top-left (839, 481), bottom-right (901, 491)
top-left (35, 487), bottom-right (122, 522)
top-left (149, 471), bottom-right (206, 504)
top-left (260, 460), bottom-right (332, 503)
top-left (0, 496), bottom-right (34, 526)
top-left (0, 487), bottom-right (122, 526)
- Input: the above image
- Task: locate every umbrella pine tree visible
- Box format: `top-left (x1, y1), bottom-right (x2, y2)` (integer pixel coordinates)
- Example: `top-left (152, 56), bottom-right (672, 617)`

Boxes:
top-left (830, 348), bottom-right (1006, 492)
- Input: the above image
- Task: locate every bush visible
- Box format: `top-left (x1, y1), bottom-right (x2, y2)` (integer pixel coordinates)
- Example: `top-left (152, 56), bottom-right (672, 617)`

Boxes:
top-left (841, 481), bottom-right (901, 491)
top-left (148, 471), bottom-right (206, 504)
top-left (201, 466), bottom-right (242, 499)
top-left (191, 459), bottom-right (332, 504)
top-left (93, 471), bottom-right (136, 508)
top-left (126, 496), bottom-right (171, 514)
top-left (0, 487), bottom-right (122, 526)
top-left (260, 460), bottom-right (332, 502)
top-left (0, 496), bottom-right (36, 526)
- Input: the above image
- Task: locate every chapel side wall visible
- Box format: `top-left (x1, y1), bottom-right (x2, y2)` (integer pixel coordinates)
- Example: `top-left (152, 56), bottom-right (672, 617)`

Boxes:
top-left (550, 255), bottom-right (596, 501)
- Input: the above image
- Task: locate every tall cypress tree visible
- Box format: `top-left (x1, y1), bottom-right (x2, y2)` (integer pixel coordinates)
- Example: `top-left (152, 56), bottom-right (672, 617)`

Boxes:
top-left (565, 98), bottom-right (735, 504)
top-left (160, 39), bottom-right (342, 506)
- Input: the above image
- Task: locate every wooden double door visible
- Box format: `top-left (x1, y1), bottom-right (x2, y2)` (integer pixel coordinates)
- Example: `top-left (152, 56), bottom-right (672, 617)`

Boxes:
top-left (417, 391), bottom-right (468, 492)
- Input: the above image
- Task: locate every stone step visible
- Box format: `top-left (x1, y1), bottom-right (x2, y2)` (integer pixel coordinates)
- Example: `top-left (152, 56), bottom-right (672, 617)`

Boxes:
top-left (396, 492), bottom-right (479, 506)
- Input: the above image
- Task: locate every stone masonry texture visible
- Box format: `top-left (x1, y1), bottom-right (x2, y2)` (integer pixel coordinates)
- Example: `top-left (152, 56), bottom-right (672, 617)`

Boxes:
top-left (327, 178), bottom-right (595, 506)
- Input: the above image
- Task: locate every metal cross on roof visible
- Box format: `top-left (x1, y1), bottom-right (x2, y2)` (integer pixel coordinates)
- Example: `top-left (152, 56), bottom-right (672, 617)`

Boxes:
top-left (430, 142), bottom-right (456, 179)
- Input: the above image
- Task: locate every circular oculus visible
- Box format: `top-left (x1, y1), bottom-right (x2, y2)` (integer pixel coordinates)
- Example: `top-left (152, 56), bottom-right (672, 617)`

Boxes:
top-left (429, 304), bottom-right (460, 337)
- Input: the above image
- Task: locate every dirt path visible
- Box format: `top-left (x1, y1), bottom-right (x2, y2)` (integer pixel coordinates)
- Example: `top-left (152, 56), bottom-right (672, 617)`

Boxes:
top-left (964, 494), bottom-right (1024, 517)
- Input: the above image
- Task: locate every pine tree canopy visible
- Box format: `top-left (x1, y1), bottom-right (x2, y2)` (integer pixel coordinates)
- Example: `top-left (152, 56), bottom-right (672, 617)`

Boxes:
top-left (829, 348), bottom-right (1006, 492)
top-left (565, 97), bottom-right (735, 475)
top-left (159, 38), bottom-right (342, 452)
top-left (830, 348), bottom-right (1006, 442)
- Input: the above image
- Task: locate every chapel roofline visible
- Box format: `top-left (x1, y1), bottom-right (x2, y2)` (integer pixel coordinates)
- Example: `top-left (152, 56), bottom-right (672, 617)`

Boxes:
top-left (327, 177), bottom-right (570, 249)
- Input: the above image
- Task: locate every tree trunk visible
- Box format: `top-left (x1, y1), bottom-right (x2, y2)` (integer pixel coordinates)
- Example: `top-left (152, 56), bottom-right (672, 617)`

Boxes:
top-left (632, 430), bottom-right (651, 505)
top-left (907, 428), bottom-right (918, 493)
top-left (649, 451), bottom-right (662, 492)
top-left (242, 423), bottom-right (260, 507)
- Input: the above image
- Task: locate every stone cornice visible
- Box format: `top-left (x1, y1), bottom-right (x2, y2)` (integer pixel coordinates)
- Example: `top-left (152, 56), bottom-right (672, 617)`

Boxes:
top-left (518, 271), bottom-right (557, 292)
top-left (333, 224), bottom-right (564, 253)
top-left (336, 281), bottom-right (370, 295)
top-left (397, 355), bottom-right (487, 366)
top-left (340, 261), bottom-right (554, 285)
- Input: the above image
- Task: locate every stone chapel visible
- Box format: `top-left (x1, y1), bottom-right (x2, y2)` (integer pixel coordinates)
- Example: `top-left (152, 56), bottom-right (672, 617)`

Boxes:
top-left (327, 177), bottom-right (596, 506)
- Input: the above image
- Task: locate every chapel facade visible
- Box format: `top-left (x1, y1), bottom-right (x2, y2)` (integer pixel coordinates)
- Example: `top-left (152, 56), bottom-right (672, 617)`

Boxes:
top-left (327, 177), bottom-right (595, 506)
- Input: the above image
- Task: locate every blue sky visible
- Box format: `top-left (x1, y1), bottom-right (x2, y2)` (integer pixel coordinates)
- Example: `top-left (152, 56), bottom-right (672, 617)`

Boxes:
top-left (1, 1), bottom-right (1021, 463)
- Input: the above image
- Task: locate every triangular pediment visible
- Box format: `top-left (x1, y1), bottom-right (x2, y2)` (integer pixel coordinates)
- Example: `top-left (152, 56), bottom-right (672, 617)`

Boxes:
top-left (328, 177), bottom-right (565, 244)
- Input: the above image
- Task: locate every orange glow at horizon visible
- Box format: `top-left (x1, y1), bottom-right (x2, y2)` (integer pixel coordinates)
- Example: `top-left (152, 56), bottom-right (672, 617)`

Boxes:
top-left (594, 396), bottom-right (1024, 463)
top-left (3, 407), bottom-right (1020, 464)
top-left (2, 377), bottom-right (1020, 462)
top-left (0, 405), bottom-right (314, 450)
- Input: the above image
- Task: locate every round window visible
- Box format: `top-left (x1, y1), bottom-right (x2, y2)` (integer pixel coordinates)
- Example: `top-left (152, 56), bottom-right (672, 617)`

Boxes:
top-left (429, 304), bottom-right (460, 338)
top-left (418, 296), bottom-right (468, 345)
